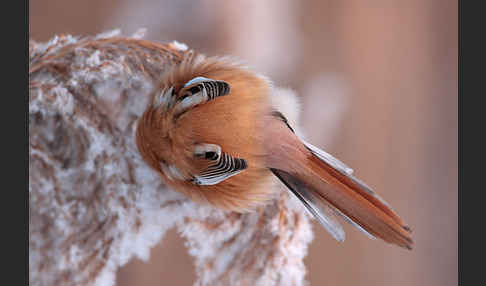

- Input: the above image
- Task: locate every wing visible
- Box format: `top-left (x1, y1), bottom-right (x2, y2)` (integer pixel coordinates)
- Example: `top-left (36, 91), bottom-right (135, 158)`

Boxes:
top-left (191, 143), bottom-right (248, 186)
top-left (174, 77), bottom-right (230, 116)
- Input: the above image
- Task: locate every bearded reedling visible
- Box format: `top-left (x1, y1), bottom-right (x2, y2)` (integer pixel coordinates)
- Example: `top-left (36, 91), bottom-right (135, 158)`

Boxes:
top-left (136, 51), bottom-right (413, 249)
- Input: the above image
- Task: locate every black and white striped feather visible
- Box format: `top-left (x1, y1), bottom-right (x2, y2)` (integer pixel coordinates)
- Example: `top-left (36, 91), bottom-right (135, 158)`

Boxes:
top-left (192, 152), bottom-right (248, 186)
top-left (174, 77), bottom-right (230, 116)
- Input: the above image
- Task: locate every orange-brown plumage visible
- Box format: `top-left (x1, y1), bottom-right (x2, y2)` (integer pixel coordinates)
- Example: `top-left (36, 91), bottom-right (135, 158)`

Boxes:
top-left (137, 53), bottom-right (273, 212)
top-left (136, 51), bottom-right (413, 249)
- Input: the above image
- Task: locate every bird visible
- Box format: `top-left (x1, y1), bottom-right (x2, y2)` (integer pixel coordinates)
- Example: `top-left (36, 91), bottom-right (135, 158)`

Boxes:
top-left (136, 51), bottom-right (413, 250)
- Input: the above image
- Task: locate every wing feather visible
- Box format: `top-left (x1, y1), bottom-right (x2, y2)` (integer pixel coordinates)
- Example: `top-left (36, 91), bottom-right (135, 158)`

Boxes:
top-left (174, 77), bottom-right (230, 116)
top-left (192, 149), bottom-right (248, 186)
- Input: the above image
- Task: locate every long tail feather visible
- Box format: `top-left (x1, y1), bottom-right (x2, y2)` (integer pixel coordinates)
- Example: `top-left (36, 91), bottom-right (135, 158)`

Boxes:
top-left (304, 154), bottom-right (413, 249)
top-left (265, 118), bottom-right (413, 249)
top-left (271, 168), bottom-right (348, 242)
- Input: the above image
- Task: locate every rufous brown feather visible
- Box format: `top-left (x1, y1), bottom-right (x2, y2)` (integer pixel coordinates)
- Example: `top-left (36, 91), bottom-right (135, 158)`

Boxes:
top-left (136, 50), bottom-right (413, 249)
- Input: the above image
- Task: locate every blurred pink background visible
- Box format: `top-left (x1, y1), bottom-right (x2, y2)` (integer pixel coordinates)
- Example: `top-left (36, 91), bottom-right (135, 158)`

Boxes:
top-left (30, 1), bottom-right (457, 285)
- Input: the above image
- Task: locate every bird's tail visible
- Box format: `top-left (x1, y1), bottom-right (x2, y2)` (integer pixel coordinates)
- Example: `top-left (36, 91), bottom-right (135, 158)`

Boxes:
top-left (266, 121), bottom-right (413, 249)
